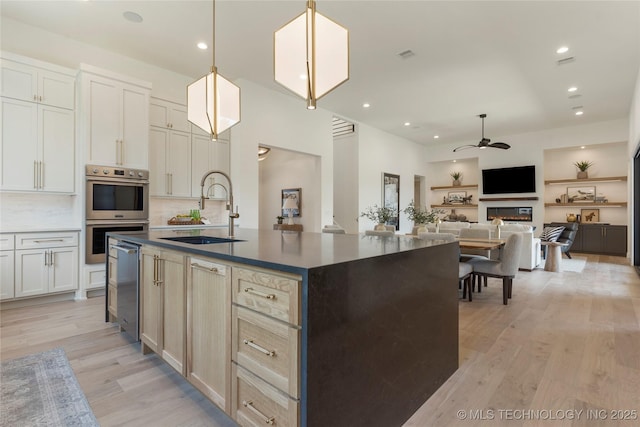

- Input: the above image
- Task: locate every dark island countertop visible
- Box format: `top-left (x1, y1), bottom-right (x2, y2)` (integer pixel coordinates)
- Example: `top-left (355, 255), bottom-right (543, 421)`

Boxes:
top-left (107, 228), bottom-right (450, 274)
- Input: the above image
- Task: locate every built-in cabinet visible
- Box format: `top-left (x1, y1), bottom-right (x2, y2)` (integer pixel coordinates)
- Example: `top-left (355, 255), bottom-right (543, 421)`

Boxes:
top-left (134, 242), bottom-right (302, 426)
top-left (430, 184), bottom-right (478, 209)
top-left (79, 64), bottom-right (150, 169)
top-left (544, 176), bottom-right (628, 207)
top-left (231, 266), bottom-right (301, 426)
top-left (191, 134), bottom-right (230, 199)
top-left (140, 245), bottom-right (186, 375)
top-left (1, 54), bottom-right (75, 193)
top-left (0, 231), bottom-right (79, 300)
top-left (570, 224), bottom-right (627, 256)
top-left (0, 234), bottom-right (15, 299)
top-left (186, 257), bottom-right (231, 411)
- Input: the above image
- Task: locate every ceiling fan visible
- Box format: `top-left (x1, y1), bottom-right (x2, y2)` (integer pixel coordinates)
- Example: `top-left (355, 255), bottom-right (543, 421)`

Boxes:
top-left (453, 114), bottom-right (511, 152)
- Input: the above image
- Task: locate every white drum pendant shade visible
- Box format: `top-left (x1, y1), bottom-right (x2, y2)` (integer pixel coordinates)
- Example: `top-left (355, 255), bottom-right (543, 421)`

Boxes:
top-left (187, 67), bottom-right (240, 139)
top-left (274, 0), bottom-right (348, 109)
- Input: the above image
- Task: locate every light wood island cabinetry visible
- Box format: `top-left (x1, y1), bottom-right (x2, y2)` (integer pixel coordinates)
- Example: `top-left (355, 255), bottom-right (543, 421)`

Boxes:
top-left (186, 257), bottom-right (231, 412)
top-left (140, 245), bottom-right (186, 375)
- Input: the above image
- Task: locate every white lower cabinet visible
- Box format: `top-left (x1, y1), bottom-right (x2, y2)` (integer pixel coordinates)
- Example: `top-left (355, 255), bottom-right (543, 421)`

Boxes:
top-left (0, 234), bottom-right (15, 300)
top-left (12, 231), bottom-right (79, 299)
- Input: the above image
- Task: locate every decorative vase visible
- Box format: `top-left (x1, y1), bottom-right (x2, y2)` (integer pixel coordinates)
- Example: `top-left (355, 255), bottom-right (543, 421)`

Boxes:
top-left (452, 179), bottom-right (461, 187)
top-left (416, 224), bottom-right (428, 233)
top-left (566, 213), bottom-right (576, 222)
top-left (277, 219), bottom-right (283, 224)
top-left (374, 223), bottom-right (387, 231)
top-left (577, 171), bottom-right (588, 179)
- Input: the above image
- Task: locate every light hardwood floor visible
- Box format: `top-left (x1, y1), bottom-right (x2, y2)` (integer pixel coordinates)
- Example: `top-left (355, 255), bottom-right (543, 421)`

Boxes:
top-left (1, 253), bottom-right (639, 426)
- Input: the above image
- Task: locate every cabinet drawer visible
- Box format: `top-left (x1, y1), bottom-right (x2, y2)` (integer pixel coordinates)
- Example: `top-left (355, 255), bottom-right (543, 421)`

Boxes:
top-left (16, 232), bottom-right (78, 249)
top-left (0, 234), bottom-right (15, 251)
top-left (233, 306), bottom-right (299, 398)
top-left (233, 267), bottom-right (300, 325)
top-left (232, 364), bottom-right (299, 427)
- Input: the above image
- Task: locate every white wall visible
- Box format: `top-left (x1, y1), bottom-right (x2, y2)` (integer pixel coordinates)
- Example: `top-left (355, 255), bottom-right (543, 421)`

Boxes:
top-left (230, 79), bottom-right (333, 231)
top-left (258, 148), bottom-right (321, 231)
top-left (357, 123), bottom-right (428, 233)
top-left (425, 119), bottom-right (629, 233)
top-left (333, 133), bottom-right (359, 233)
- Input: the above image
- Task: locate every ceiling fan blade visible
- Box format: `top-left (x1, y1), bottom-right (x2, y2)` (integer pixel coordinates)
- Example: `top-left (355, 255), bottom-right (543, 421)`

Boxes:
top-left (453, 144), bottom-right (477, 152)
top-left (488, 142), bottom-right (511, 150)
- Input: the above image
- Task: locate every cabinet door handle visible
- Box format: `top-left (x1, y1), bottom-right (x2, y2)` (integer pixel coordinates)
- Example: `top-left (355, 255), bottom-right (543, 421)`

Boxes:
top-left (191, 263), bottom-right (219, 273)
top-left (50, 251), bottom-right (54, 266)
top-left (170, 173), bottom-right (173, 194)
top-left (39, 95), bottom-right (43, 102)
top-left (242, 401), bottom-right (275, 425)
top-left (244, 287), bottom-right (276, 300)
top-left (40, 161), bottom-right (44, 189)
top-left (166, 173), bottom-right (170, 195)
top-left (243, 339), bottom-right (276, 357)
top-left (44, 251), bottom-right (48, 266)
top-left (153, 255), bottom-right (159, 285)
top-left (34, 161), bottom-right (38, 189)
top-left (34, 239), bottom-right (64, 243)
top-left (33, 94), bottom-right (38, 101)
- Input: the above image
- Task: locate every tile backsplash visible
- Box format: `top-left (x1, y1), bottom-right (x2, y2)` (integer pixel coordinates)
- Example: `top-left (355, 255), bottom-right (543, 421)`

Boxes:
top-left (149, 197), bottom-right (227, 226)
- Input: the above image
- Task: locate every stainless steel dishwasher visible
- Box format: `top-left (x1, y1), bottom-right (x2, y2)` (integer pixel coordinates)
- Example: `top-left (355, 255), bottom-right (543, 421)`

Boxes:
top-left (107, 239), bottom-right (141, 341)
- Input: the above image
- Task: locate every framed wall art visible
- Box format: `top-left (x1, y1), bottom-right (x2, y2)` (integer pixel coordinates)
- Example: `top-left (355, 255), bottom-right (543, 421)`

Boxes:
top-left (447, 191), bottom-right (467, 204)
top-left (580, 208), bottom-right (599, 223)
top-left (281, 188), bottom-right (301, 217)
top-left (382, 172), bottom-right (400, 230)
top-left (567, 186), bottom-right (595, 203)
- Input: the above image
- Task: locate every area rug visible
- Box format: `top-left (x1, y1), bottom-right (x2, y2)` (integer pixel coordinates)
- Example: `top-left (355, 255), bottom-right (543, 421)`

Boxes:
top-left (1, 347), bottom-right (99, 426)
top-left (538, 256), bottom-right (587, 273)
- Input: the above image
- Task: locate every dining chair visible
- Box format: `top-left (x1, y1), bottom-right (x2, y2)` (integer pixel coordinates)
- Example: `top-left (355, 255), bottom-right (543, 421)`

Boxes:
top-left (417, 232), bottom-right (473, 301)
top-left (458, 227), bottom-right (492, 258)
top-left (467, 233), bottom-right (523, 305)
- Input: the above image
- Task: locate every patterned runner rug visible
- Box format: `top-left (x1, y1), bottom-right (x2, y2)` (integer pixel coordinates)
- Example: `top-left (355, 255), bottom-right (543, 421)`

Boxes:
top-left (1, 347), bottom-right (98, 426)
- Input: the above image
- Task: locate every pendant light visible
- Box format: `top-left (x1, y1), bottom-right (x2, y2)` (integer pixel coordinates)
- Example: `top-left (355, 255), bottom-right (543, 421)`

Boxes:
top-left (187, 0), bottom-right (240, 140)
top-left (274, 0), bottom-right (349, 110)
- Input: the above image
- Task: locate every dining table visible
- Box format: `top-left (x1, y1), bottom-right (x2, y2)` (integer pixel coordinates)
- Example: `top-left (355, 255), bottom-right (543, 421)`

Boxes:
top-left (457, 237), bottom-right (506, 251)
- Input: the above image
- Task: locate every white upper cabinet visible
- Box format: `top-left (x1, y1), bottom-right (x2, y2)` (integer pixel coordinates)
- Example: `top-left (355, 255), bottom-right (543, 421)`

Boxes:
top-left (150, 98), bottom-right (190, 133)
top-left (1, 58), bottom-right (75, 110)
top-left (191, 132), bottom-right (230, 199)
top-left (80, 65), bottom-right (151, 169)
top-left (0, 54), bottom-right (75, 193)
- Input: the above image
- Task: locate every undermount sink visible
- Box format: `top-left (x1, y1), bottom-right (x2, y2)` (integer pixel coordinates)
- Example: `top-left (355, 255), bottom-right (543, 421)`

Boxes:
top-left (160, 236), bottom-right (243, 245)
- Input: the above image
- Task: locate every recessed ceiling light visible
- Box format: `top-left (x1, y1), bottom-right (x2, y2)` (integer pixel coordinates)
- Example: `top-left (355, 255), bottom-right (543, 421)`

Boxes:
top-left (362, 103), bottom-right (370, 108)
top-left (404, 122), bottom-right (411, 127)
top-left (197, 42), bottom-right (208, 50)
top-left (556, 46), bottom-right (569, 54)
top-left (452, 160), bottom-right (457, 163)
top-left (433, 135), bottom-right (439, 139)
top-left (575, 111), bottom-right (584, 116)
top-left (299, 74), bottom-right (307, 80)
top-left (123, 11), bottom-right (143, 23)
top-left (581, 146), bottom-right (586, 149)
top-left (568, 86), bottom-right (578, 92)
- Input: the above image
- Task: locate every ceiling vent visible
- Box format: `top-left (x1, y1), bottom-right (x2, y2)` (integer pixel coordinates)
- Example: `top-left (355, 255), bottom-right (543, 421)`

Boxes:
top-left (397, 49), bottom-right (415, 59)
top-left (332, 117), bottom-right (355, 138)
top-left (556, 56), bottom-right (576, 66)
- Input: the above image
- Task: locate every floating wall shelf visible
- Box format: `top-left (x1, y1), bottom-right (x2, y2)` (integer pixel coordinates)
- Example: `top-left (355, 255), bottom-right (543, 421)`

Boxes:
top-left (479, 197), bottom-right (539, 202)
top-left (430, 204), bottom-right (478, 209)
top-left (544, 202), bottom-right (627, 208)
top-left (544, 176), bottom-right (627, 185)
top-left (430, 184), bottom-right (478, 190)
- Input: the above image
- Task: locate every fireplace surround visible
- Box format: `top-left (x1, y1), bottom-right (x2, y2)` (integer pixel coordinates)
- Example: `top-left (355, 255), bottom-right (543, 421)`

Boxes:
top-left (487, 207), bottom-right (532, 222)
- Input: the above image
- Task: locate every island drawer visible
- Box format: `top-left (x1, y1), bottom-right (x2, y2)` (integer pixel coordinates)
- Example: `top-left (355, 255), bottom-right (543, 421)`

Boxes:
top-left (232, 363), bottom-right (299, 427)
top-left (232, 267), bottom-right (301, 325)
top-left (233, 305), bottom-right (299, 398)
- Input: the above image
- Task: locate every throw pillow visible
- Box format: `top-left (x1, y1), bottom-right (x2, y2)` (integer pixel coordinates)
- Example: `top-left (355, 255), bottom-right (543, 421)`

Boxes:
top-left (540, 226), bottom-right (565, 242)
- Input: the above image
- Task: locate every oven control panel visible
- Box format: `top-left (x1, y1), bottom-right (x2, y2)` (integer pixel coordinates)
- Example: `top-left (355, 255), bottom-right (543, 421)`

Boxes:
top-left (86, 164), bottom-right (149, 181)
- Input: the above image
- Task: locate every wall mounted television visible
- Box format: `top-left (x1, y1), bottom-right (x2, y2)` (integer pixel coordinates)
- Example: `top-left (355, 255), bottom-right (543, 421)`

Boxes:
top-left (482, 165), bottom-right (536, 194)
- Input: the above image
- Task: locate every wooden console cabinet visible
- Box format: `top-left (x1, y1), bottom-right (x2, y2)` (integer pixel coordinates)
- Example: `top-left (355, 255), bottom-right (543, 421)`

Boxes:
top-left (571, 224), bottom-right (627, 256)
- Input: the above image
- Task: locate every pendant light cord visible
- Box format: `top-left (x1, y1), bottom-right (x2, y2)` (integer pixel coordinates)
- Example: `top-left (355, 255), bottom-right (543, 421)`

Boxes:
top-left (211, 0), bottom-right (216, 69)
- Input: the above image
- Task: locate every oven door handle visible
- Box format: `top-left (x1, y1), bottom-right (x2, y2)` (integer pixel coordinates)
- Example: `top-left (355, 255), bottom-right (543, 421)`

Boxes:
top-left (110, 245), bottom-right (137, 255)
top-left (87, 177), bottom-right (149, 185)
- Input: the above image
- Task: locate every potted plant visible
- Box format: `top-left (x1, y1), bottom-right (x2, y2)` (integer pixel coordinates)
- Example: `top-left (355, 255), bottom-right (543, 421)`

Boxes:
top-left (276, 215), bottom-right (284, 224)
top-left (574, 160), bottom-right (593, 179)
top-left (450, 171), bottom-right (462, 186)
top-left (403, 200), bottom-right (444, 232)
top-left (360, 204), bottom-right (397, 230)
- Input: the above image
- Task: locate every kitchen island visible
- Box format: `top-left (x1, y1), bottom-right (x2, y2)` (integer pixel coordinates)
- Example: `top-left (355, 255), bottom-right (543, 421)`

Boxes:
top-left (106, 228), bottom-right (459, 427)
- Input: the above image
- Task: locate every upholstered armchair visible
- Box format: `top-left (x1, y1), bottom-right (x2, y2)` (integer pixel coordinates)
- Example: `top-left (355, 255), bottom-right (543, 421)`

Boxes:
top-left (544, 222), bottom-right (579, 259)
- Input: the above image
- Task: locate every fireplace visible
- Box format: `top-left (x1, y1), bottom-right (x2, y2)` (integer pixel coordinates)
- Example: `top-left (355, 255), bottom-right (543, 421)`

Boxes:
top-left (487, 207), bottom-right (532, 222)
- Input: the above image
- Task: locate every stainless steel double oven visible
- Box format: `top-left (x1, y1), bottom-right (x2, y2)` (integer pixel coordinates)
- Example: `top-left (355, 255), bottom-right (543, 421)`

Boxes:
top-left (85, 165), bottom-right (149, 264)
